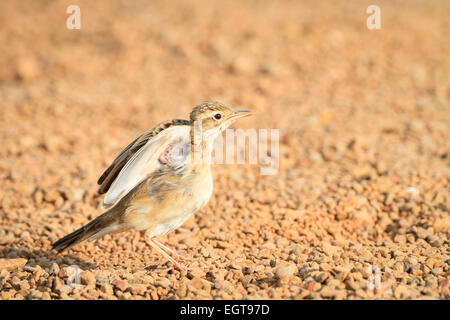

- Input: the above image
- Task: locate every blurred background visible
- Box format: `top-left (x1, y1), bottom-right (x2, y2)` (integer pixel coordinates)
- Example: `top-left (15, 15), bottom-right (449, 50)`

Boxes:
top-left (0, 0), bottom-right (449, 300)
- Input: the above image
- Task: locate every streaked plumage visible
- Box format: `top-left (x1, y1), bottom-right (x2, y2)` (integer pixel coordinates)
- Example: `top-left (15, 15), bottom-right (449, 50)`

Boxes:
top-left (52, 101), bottom-right (251, 269)
top-left (97, 119), bottom-right (190, 197)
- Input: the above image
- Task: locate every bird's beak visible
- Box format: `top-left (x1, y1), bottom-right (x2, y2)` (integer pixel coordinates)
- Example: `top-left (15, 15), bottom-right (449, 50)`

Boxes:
top-left (225, 110), bottom-right (252, 122)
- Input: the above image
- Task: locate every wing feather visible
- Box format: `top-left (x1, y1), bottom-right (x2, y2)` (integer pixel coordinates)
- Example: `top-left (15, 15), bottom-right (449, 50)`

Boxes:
top-left (100, 124), bottom-right (191, 209)
top-left (97, 135), bottom-right (143, 193)
top-left (97, 119), bottom-right (190, 195)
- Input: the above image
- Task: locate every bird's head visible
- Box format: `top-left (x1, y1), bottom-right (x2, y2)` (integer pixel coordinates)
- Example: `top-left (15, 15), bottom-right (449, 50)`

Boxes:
top-left (190, 101), bottom-right (251, 139)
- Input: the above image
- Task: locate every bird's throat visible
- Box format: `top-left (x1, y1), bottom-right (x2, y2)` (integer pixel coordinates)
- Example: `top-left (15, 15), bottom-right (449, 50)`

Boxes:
top-left (189, 124), bottom-right (218, 165)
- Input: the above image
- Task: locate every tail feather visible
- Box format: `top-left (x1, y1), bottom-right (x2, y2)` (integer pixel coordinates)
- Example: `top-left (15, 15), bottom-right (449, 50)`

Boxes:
top-left (52, 210), bottom-right (117, 253)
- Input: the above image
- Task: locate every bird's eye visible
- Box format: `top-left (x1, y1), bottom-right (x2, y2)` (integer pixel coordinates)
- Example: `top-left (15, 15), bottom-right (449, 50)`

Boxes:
top-left (214, 113), bottom-right (222, 120)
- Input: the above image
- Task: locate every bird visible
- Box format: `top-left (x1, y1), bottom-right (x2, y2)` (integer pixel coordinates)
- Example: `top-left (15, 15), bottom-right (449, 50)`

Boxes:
top-left (51, 101), bottom-right (251, 269)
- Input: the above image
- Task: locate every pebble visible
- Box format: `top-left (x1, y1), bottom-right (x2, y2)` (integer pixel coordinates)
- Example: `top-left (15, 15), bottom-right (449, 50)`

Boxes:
top-left (112, 279), bottom-right (129, 291)
top-left (80, 271), bottom-right (96, 286)
top-left (128, 284), bottom-right (147, 296)
top-left (0, 258), bottom-right (28, 272)
top-left (96, 276), bottom-right (109, 283)
top-left (100, 284), bottom-right (114, 295)
top-left (275, 264), bottom-right (297, 279)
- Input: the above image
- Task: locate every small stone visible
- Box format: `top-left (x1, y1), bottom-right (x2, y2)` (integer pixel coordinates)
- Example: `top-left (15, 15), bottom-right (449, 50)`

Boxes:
top-left (275, 264), bottom-right (297, 279)
top-left (345, 278), bottom-right (358, 291)
top-left (320, 287), bottom-right (337, 298)
top-left (431, 268), bottom-right (442, 276)
top-left (112, 279), bottom-right (128, 291)
top-left (80, 271), bottom-right (96, 285)
top-left (276, 237), bottom-right (289, 247)
top-left (425, 258), bottom-right (437, 269)
top-left (53, 277), bottom-right (71, 295)
top-left (42, 292), bottom-right (51, 300)
top-left (176, 283), bottom-right (187, 298)
top-left (405, 187), bottom-right (420, 197)
top-left (0, 233), bottom-right (15, 245)
top-left (119, 292), bottom-right (132, 300)
top-left (216, 241), bottom-right (233, 249)
top-left (352, 166), bottom-right (372, 179)
top-left (0, 258), bottom-right (27, 271)
top-left (336, 210), bottom-right (348, 221)
top-left (416, 228), bottom-right (430, 240)
top-left (188, 268), bottom-right (206, 278)
top-left (307, 281), bottom-right (322, 292)
top-left (27, 289), bottom-right (43, 299)
top-left (71, 189), bottom-right (85, 202)
top-left (322, 244), bottom-right (341, 257)
top-left (190, 278), bottom-right (204, 290)
top-left (433, 219), bottom-right (450, 233)
top-left (156, 277), bottom-right (172, 288)
top-left (96, 276), bottom-right (108, 283)
top-left (353, 209), bottom-right (374, 226)
top-left (50, 263), bottom-right (60, 275)
top-left (1, 291), bottom-right (12, 300)
top-left (314, 272), bottom-right (330, 283)
top-left (129, 284), bottom-right (147, 295)
top-left (394, 285), bottom-right (412, 299)
top-left (404, 256), bottom-right (418, 266)
top-left (44, 190), bottom-right (61, 203)
top-left (100, 284), bottom-right (114, 295)
top-left (16, 55), bottom-right (40, 81)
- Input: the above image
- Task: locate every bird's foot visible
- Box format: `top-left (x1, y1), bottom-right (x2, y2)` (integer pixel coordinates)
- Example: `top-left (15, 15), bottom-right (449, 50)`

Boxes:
top-left (152, 238), bottom-right (194, 262)
top-left (145, 237), bottom-right (192, 271)
top-left (174, 253), bottom-right (194, 262)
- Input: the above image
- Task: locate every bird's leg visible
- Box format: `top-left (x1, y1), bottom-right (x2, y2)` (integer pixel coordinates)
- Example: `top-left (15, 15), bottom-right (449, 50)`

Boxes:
top-left (144, 237), bottom-right (186, 270)
top-left (152, 238), bottom-right (193, 262)
top-left (139, 231), bottom-right (181, 258)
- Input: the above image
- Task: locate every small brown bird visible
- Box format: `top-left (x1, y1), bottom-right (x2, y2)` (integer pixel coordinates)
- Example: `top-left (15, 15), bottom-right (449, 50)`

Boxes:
top-left (52, 101), bottom-right (251, 269)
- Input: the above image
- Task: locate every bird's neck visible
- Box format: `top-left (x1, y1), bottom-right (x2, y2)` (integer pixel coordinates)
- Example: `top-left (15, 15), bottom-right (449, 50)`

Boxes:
top-left (189, 124), bottom-right (218, 165)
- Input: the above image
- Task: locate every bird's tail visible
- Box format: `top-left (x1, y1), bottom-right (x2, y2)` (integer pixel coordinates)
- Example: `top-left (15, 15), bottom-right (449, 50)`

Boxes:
top-left (52, 209), bottom-right (119, 253)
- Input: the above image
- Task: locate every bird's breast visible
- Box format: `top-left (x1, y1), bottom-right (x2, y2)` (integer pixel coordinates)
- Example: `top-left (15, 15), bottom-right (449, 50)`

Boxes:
top-left (134, 164), bottom-right (212, 236)
top-left (142, 163), bottom-right (213, 216)
top-left (180, 164), bottom-right (213, 212)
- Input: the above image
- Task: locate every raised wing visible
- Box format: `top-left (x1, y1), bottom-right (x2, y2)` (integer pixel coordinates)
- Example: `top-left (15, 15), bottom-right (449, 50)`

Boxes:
top-left (97, 120), bottom-right (190, 209)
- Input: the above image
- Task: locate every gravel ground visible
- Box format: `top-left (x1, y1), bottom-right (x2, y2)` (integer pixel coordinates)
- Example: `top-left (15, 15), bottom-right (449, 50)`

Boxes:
top-left (0, 0), bottom-right (449, 300)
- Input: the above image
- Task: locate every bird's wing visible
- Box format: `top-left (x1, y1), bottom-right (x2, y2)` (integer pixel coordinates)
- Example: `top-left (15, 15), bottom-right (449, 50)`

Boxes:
top-left (97, 119), bottom-right (191, 209)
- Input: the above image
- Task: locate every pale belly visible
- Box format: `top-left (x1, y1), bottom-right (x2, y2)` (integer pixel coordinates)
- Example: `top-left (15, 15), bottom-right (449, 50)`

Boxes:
top-left (134, 165), bottom-right (213, 237)
top-left (149, 213), bottom-right (192, 238)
